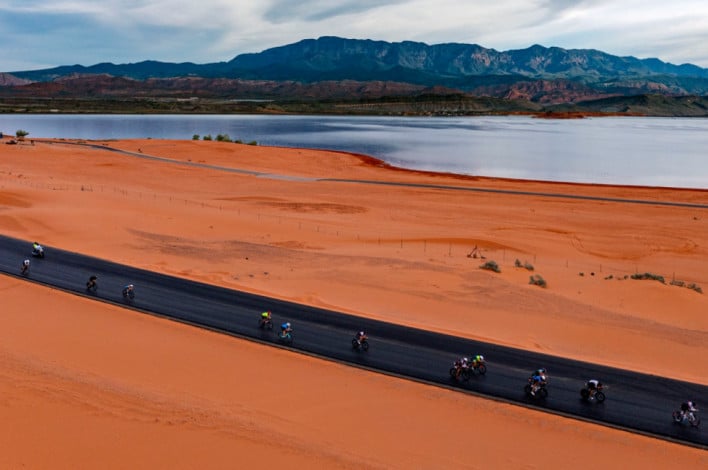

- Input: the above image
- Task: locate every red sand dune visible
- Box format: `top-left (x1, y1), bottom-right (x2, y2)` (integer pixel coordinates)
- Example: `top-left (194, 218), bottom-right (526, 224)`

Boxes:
top-left (0, 138), bottom-right (706, 468)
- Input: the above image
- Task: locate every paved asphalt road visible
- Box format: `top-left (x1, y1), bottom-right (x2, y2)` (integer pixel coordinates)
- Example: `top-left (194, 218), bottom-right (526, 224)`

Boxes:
top-left (1, 234), bottom-right (706, 448)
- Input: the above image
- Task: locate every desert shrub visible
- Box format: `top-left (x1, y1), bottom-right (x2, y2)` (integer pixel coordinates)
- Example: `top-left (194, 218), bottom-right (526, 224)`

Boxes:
top-left (631, 272), bottom-right (665, 283)
top-left (192, 134), bottom-right (200, 140)
top-left (514, 259), bottom-right (534, 271)
top-left (579, 272), bottom-right (584, 276)
top-left (247, 140), bottom-right (258, 146)
top-left (604, 274), bottom-right (613, 280)
top-left (233, 139), bottom-right (243, 144)
top-left (670, 279), bottom-right (703, 293)
top-left (15, 129), bottom-right (28, 140)
top-left (216, 133), bottom-right (232, 142)
top-left (686, 283), bottom-right (703, 294)
top-left (529, 274), bottom-right (547, 288)
top-left (203, 134), bottom-right (212, 141)
top-left (480, 260), bottom-right (500, 273)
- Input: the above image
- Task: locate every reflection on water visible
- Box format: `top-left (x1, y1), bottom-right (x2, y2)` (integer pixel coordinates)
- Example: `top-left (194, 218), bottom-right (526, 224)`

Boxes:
top-left (0, 114), bottom-right (706, 188)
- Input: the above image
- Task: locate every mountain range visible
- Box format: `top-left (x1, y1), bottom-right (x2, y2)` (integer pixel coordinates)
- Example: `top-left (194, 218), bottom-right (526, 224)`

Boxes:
top-left (2, 36), bottom-right (708, 112)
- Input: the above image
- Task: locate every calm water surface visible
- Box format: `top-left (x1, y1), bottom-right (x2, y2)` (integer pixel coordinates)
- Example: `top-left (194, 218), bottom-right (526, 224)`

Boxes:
top-left (1, 114), bottom-right (706, 188)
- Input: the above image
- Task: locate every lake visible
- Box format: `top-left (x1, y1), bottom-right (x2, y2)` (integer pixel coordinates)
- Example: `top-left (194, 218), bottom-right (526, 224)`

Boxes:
top-left (1, 114), bottom-right (706, 189)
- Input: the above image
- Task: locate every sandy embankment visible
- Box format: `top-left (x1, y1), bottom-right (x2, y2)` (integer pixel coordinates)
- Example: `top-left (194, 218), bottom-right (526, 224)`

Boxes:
top-left (0, 138), bottom-right (706, 468)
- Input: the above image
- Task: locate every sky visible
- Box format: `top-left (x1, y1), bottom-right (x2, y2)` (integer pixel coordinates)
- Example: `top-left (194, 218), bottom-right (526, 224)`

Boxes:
top-left (1, 0), bottom-right (707, 72)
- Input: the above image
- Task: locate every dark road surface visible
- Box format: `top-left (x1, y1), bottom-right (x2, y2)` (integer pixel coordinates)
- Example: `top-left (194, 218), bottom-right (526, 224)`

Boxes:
top-left (1, 234), bottom-right (705, 449)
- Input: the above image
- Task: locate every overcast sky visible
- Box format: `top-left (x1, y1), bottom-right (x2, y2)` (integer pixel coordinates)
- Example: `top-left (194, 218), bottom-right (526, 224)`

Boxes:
top-left (2, 0), bottom-right (707, 72)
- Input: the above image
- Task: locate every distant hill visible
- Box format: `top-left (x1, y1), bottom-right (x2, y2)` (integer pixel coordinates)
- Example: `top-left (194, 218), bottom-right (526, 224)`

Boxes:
top-left (2, 37), bottom-right (708, 112)
top-left (223, 37), bottom-right (708, 86)
top-left (0, 72), bottom-right (32, 86)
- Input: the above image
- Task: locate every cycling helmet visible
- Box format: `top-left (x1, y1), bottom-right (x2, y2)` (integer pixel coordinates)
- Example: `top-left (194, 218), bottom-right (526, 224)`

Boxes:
top-left (477, 355), bottom-right (484, 361)
top-left (286, 322), bottom-right (291, 328)
top-left (359, 331), bottom-right (365, 336)
top-left (463, 357), bottom-right (469, 362)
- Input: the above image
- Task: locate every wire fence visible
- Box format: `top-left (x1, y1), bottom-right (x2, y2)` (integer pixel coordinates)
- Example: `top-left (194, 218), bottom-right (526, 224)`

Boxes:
top-left (1, 171), bottom-right (705, 289)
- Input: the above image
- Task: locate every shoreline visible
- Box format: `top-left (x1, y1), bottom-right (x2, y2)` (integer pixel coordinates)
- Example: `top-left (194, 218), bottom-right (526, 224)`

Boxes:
top-left (2, 113), bottom-right (707, 190)
top-left (34, 136), bottom-right (708, 195)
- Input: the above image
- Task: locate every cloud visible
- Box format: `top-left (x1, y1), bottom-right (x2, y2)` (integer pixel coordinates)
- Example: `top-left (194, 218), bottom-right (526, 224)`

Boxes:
top-left (0, 0), bottom-right (706, 71)
top-left (262, 0), bottom-right (407, 23)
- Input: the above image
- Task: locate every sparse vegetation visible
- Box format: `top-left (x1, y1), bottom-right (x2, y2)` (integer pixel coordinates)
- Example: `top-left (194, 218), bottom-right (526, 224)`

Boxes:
top-left (247, 140), bottom-right (258, 146)
top-left (0, 91), bottom-right (706, 117)
top-left (515, 259), bottom-right (534, 271)
top-left (192, 134), bottom-right (200, 140)
top-left (631, 272), bottom-right (665, 283)
top-left (671, 279), bottom-right (703, 294)
top-left (216, 133), bottom-right (232, 142)
top-left (15, 129), bottom-right (29, 140)
top-left (529, 274), bottom-right (547, 288)
top-left (480, 260), bottom-right (501, 273)
top-left (202, 134), bottom-right (212, 141)
top-left (687, 283), bottom-right (703, 294)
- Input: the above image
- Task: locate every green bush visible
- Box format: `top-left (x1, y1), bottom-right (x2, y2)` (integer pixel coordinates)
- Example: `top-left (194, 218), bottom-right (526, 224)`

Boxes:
top-left (480, 260), bottom-right (500, 273)
top-left (515, 259), bottom-right (534, 271)
top-left (631, 272), bottom-right (665, 283)
top-left (216, 134), bottom-right (232, 142)
top-left (672, 279), bottom-right (703, 294)
top-left (203, 134), bottom-right (212, 141)
top-left (529, 274), bottom-right (547, 288)
top-left (192, 134), bottom-right (200, 140)
top-left (687, 283), bottom-right (703, 294)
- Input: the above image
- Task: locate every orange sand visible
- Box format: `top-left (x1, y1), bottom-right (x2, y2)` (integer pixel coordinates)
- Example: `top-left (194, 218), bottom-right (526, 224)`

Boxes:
top-left (0, 137), bottom-right (706, 468)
